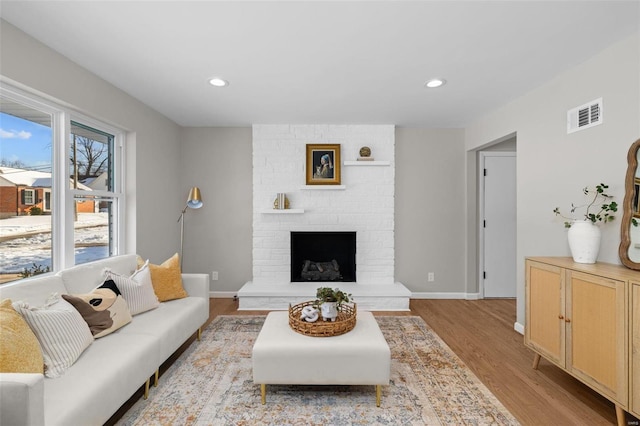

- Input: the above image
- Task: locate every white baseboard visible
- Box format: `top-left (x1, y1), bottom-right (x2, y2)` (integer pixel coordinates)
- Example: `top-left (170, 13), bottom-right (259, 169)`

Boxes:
top-left (411, 292), bottom-right (481, 300)
top-left (514, 322), bottom-right (525, 335)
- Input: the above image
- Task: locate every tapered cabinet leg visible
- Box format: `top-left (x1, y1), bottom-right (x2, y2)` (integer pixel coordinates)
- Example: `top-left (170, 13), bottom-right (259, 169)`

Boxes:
top-left (532, 353), bottom-right (541, 370)
top-left (615, 405), bottom-right (625, 426)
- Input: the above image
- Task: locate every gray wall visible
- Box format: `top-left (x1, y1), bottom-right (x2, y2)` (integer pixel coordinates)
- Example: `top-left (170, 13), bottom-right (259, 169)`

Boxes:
top-left (395, 128), bottom-right (466, 295)
top-left (0, 20), bottom-right (183, 263)
top-left (466, 32), bottom-right (640, 327)
top-left (179, 127), bottom-right (252, 292)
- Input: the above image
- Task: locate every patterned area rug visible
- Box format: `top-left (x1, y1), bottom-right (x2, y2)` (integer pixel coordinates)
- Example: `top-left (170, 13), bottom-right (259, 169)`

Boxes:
top-left (117, 315), bottom-right (519, 425)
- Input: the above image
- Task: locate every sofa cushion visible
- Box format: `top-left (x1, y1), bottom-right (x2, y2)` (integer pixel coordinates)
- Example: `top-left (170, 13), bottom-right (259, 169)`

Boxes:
top-left (0, 299), bottom-right (44, 374)
top-left (62, 280), bottom-right (132, 338)
top-left (105, 261), bottom-right (159, 315)
top-left (147, 254), bottom-right (188, 302)
top-left (13, 295), bottom-right (93, 378)
top-left (0, 274), bottom-right (68, 307)
top-left (58, 254), bottom-right (138, 294)
top-left (43, 331), bottom-right (160, 426)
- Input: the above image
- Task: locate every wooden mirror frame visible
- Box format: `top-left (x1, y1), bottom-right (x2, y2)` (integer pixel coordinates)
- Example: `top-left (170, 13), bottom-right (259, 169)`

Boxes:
top-left (619, 138), bottom-right (640, 269)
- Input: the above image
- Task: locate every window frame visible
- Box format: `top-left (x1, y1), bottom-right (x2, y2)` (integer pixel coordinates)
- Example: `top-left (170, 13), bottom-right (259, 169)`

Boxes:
top-left (1, 82), bottom-right (127, 273)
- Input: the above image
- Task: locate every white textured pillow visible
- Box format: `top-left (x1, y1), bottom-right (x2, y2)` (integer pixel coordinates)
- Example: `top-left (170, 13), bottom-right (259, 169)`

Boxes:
top-left (13, 294), bottom-right (94, 378)
top-left (105, 261), bottom-right (160, 315)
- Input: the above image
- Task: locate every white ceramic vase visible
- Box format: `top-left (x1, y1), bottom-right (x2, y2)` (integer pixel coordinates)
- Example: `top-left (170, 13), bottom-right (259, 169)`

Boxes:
top-left (567, 220), bottom-right (601, 264)
top-left (320, 302), bottom-right (338, 322)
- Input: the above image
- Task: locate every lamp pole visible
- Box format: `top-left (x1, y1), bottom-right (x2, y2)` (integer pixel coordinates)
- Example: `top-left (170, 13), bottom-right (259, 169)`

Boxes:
top-left (177, 187), bottom-right (203, 270)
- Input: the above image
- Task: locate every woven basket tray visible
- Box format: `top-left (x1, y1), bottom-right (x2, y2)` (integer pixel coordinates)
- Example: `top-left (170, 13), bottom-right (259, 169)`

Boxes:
top-left (289, 301), bottom-right (357, 337)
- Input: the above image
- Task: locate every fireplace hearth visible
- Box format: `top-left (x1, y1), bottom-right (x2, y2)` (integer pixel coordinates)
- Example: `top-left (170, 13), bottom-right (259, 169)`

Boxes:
top-left (291, 232), bottom-right (356, 282)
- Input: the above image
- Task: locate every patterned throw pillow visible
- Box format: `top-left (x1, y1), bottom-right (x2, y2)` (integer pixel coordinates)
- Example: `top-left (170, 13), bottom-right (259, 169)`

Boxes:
top-left (146, 253), bottom-right (188, 302)
top-left (0, 298), bottom-right (44, 374)
top-left (62, 280), bottom-right (132, 338)
top-left (105, 261), bottom-right (160, 315)
top-left (13, 294), bottom-right (94, 378)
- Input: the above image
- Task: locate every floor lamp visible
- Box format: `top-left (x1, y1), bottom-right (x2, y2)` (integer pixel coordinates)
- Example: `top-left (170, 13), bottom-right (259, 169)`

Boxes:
top-left (178, 187), bottom-right (203, 269)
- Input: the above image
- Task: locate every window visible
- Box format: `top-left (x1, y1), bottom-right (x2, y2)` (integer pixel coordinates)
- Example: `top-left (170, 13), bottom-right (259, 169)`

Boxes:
top-left (0, 84), bottom-right (126, 284)
top-left (22, 189), bottom-right (36, 205)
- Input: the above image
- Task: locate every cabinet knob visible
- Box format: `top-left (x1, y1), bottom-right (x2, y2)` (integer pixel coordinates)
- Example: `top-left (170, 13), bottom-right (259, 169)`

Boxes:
top-left (565, 318), bottom-right (571, 323)
top-left (558, 315), bottom-right (564, 320)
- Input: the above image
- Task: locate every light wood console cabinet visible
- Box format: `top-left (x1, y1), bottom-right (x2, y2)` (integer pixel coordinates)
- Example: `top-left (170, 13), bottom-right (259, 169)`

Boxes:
top-left (525, 257), bottom-right (639, 425)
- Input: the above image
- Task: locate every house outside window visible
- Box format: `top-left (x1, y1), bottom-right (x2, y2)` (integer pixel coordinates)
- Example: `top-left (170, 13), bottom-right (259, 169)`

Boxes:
top-left (0, 84), bottom-right (126, 284)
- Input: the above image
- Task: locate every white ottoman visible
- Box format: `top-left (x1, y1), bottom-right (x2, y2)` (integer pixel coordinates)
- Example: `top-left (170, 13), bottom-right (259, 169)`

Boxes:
top-left (252, 311), bottom-right (391, 406)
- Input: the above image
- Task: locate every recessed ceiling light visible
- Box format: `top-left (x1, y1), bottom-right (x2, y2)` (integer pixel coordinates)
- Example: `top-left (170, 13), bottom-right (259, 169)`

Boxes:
top-left (208, 77), bottom-right (229, 87)
top-left (425, 78), bottom-right (446, 88)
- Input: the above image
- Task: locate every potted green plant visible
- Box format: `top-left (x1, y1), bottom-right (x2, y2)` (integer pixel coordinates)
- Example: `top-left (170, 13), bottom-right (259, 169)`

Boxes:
top-left (553, 183), bottom-right (617, 263)
top-left (314, 287), bottom-right (352, 322)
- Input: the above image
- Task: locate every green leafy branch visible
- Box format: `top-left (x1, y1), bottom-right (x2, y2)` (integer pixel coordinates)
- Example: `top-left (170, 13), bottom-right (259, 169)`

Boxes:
top-left (553, 183), bottom-right (617, 228)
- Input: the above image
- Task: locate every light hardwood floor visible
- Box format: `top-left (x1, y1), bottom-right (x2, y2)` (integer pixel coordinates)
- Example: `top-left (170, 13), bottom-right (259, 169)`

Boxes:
top-left (109, 298), bottom-right (638, 425)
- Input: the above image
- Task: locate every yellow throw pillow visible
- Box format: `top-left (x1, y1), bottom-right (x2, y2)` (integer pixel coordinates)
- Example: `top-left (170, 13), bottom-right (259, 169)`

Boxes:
top-left (0, 299), bottom-right (44, 374)
top-left (147, 253), bottom-right (187, 302)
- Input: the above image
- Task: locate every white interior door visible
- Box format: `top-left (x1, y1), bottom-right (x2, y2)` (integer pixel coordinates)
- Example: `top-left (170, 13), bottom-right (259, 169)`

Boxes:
top-left (481, 152), bottom-right (516, 298)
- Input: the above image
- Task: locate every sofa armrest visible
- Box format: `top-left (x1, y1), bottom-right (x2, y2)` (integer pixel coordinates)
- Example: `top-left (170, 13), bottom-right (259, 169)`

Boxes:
top-left (181, 273), bottom-right (209, 300)
top-left (0, 373), bottom-right (45, 426)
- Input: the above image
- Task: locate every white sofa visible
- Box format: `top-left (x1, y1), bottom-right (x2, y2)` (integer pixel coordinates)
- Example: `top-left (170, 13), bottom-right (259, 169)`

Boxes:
top-left (0, 254), bottom-right (210, 426)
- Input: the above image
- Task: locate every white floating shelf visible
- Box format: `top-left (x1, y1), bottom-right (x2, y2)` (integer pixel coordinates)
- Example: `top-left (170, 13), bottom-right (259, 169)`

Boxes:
top-left (344, 160), bottom-right (391, 166)
top-left (301, 185), bottom-right (347, 190)
top-left (261, 209), bottom-right (305, 214)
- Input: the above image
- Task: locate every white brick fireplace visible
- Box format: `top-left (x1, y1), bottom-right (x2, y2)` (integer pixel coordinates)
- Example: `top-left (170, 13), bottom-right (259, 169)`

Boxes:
top-left (237, 124), bottom-right (410, 310)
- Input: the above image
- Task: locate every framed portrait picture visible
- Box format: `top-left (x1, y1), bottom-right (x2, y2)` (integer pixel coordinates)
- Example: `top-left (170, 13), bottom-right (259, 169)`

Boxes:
top-left (306, 144), bottom-right (341, 185)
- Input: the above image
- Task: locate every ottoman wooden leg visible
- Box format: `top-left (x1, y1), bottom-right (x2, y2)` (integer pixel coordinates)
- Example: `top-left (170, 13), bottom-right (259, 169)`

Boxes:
top-left (261, 384), bottom-right (266, 405)
top-left (376, 385), bottom-right (382, 407)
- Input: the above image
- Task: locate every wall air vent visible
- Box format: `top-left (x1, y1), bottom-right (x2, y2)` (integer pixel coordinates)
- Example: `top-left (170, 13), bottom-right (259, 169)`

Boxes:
top-left (567, 98), bottom-right (603, 134)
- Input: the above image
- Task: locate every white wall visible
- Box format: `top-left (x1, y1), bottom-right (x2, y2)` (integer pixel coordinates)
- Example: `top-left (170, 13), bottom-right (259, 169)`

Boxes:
top-left (395, 128), bottom-right (467, 295)
top-left (0, 20), bottom-right (183, 263)
top-left (179, 127), bottom-right (253, 291)
top-left (466, 32), bottom-right (640, 327)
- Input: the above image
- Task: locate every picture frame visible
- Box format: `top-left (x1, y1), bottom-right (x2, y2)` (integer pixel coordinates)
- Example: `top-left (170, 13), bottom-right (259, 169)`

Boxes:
top-left (306, 144), bottom-right (341, 185)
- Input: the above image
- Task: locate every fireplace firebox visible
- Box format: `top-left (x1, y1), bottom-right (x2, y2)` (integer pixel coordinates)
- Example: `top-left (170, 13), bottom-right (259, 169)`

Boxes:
top-left (290, 232), bottom-right (356, 282)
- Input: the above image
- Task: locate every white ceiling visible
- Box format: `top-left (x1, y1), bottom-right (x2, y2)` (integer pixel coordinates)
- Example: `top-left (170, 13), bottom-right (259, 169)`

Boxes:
top-left (1, 1), bottom-right (638, 128)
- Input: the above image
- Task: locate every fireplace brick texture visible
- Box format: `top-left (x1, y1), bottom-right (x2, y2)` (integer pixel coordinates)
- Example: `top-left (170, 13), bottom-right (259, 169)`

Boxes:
top-left (252, 125), bottom-right (395, 285)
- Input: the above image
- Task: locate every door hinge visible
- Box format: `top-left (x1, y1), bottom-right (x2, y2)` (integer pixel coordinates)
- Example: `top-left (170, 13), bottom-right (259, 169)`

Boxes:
top-left (484, 168), bottom-right (487, 176)
top-left (483, 271), bottom-right (487, 279)
top-left (483, 220), bottom-right (486, 228)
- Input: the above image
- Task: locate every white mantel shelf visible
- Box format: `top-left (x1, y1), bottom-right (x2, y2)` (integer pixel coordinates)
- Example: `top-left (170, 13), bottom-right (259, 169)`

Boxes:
top-left (260, 209), bottom-right (305, 214)
top-left (301, 185), bottom-right (347, 190)
top-left (343, 160), bottom-right (391, 166)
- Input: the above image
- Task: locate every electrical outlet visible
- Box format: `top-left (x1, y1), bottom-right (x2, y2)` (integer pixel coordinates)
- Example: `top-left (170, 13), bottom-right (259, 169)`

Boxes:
top-left (427, 272), bottom-right (435, 282)
top-left (211, 271), bottom-right (218, 280)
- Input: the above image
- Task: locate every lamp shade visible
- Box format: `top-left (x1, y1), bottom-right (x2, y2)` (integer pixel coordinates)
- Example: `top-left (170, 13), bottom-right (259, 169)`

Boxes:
top-left (186, 187), bottom-right (203, 209)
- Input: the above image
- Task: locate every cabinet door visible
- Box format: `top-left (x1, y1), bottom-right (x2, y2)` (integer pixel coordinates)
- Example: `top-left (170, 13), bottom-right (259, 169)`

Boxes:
top-left (566, 271), bottom-right (627, 405)
top-left (525, 260), bottom-right (565, 367)
top-left (632, 282), bottom-right (640, 417)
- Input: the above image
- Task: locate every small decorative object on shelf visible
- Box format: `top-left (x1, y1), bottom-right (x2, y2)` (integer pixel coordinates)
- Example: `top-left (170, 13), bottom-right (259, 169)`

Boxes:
top-left (358, 146), bottom-right (374, 161)
top-left (273, 194), bottom-right (290, 209)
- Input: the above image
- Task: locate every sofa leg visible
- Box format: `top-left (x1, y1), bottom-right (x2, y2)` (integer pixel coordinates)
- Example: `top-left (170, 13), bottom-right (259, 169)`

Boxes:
top-left (197, 327), bottom-right (202, 341)
top-left (260, 384), bottom-right (266, 405)
top-left (376, 385), bottom-right (382, 407)
top-left (154, 369), bottom-right (159, 387)
top-left (144, 378), bottom-right (150, 400)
